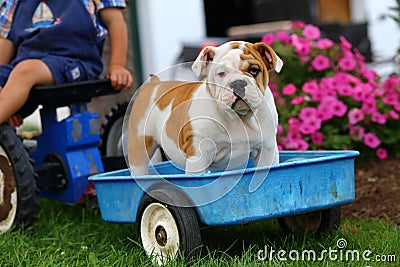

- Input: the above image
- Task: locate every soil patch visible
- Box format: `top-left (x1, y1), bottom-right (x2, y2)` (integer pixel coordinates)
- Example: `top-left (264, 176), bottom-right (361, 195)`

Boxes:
top-left (342, 157), bottom-right (400, 225)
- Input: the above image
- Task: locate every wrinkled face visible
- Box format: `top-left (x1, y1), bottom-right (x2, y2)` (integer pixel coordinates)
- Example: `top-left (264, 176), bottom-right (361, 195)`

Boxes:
top-left (192, 41), bottom-right (283, 115)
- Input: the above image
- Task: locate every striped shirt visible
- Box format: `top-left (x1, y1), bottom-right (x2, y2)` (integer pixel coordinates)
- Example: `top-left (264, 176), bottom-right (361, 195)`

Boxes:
top-left (0, 0), bottom-right (126, 38)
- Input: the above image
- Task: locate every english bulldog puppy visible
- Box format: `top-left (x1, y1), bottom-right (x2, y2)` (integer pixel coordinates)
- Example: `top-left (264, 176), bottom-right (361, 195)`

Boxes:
top-left (127, 41), bottom-right (283, 175)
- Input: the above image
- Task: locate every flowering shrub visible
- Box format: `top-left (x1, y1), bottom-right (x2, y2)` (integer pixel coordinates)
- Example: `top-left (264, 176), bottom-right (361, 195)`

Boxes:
top-left (262, 21), bottom-right (400, 160)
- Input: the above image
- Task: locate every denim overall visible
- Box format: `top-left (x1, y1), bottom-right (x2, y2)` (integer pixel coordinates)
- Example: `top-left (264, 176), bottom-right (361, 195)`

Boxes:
top-left (1, 0), bottom-right (104, 85)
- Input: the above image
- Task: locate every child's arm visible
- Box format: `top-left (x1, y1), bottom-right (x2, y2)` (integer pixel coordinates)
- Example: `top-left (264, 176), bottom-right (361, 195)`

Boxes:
top-left (99, 8), bottom-right (133, 90)
top-left (0, 37), bottom-right (15, 65)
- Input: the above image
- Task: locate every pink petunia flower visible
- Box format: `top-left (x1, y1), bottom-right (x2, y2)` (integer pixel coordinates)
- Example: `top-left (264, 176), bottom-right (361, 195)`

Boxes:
top-left (291, 21), bottom-right (305, 29)
top-left (384, 76), bottom-right (400, 89)
top-left (354, 49), bottom-right (366, 64)
top-left (352, 84), bottom-right (365, 101)
top-left (288, 118), bottom-right (302, 134)
top-left (310, 89), bottom-right (327, 102)
top-left (285, 131), bottom-right (302, 142)
top-left (276, 31), bottom-right (291, 43)
top-left (395, 102), bottom-right (400, 112)
top-left (348, 108), bottom-right (364, 125)
top-left (383, 91), bottom-right (399, 105)
top-left (303, 24), bottom-right (321, 40)
top-left (296, 139), bottom-right (310, 150)
top-left (299, 117), bottom-right (321, 134)
top-left (291, 35), bottom-right (311, 56)
top-left (282, 83), bottom-right (297, 95)
top-left (371, 112), bottom-right (387, 125)
top-left (291, 96), bottom-right (305, 105)
top-left (261, 33), bottom-right (275, 45)
top-left (315, 38), bottom-right (334, 49)
top-left (363, 132), bottom-right (381, 148)
top-left (337, 84), bottom-right (353, 97)
top-left (352, 83), bottom-right (374, 102)
top-left (311, 131), bottom-right (324, 145)
top-left (339, 56), bottom-right (357, 71)
top-left (388, 110), bottom-right (399, 120)
top-left (319, 76), bottom-right (337, 91)
top-left (311, 55), bottom-right (331, 71)
top-left (331, 99), bottom-right (348, 117)
top-left (297, 43), bottom-right (311, 56)
top-left (360, 65), bottom-right (378, 84)
top-left (302, 80), bottom-right (319, 93)
top-left (339, 36), bottom-right (352, 50)
top-left (283, 140), bottom-right (297, 150)
top-left (299, 107), bottom-right (318, 121)
top-left (283, 127), bottom-right (306, 150)
top-left (361, 99), bottom-right (377, 114)
top-left (285, 133), bottom-right (309, 150)
top-left (336, 71), bottom-right (361, 85)
top-left (317, 102), bottom-right (335, 121)
top-left (376, 148), bottom-right (388, 160)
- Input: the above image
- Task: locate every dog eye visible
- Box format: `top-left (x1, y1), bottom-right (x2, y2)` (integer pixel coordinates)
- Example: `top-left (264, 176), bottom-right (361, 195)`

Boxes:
top-left (217, 71), bottom-right (226, 78)
top-left (249, 68), bottom-right (260, 77)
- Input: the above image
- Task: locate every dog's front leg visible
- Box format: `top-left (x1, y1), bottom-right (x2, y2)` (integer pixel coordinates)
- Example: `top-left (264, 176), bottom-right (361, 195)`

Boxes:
top-left (184, 137), bottom-right (217, 174)
top-left (248, 143), bottom-right (279, 192)
top-left (128, 135), bottom-right (158, 176)
top-left (253, 142), bottom-right (279, 167)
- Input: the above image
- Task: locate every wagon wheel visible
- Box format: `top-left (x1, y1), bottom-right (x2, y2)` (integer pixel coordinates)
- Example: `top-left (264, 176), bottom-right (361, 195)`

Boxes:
top-left (100, 102), bottom-right (128, 156)
top-left (136, 189), bottom-right (201, 265)
top-left (278, 207), bottom-right (341, 235)
top-left (0, 123), bottom-right (38, 233)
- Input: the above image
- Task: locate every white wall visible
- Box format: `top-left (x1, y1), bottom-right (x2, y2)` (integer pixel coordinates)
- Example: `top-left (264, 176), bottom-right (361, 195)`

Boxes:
top-left (351, 0), bottom-right (400, 60)
top-left (136, 0), bottom-right (206, 81)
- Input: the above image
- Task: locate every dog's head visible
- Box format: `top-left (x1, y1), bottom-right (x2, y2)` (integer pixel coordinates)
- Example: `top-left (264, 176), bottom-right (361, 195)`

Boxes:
top-left (192, 41), bottom-right (283, 115)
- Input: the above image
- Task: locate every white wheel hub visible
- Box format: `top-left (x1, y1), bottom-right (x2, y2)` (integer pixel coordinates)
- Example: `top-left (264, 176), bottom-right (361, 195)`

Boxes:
top-left (141, 202), bottom-right (180, 265)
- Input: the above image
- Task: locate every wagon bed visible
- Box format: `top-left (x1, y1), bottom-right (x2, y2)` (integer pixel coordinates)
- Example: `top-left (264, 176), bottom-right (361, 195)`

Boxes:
top-left (90, 150), bottom-right (358, 226)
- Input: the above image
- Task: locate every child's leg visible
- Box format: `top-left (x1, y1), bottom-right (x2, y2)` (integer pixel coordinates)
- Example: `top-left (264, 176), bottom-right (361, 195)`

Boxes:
top-left (0, 59), bottom-right (54, 124)
top-left (0, 37), bottom-right (15, 65)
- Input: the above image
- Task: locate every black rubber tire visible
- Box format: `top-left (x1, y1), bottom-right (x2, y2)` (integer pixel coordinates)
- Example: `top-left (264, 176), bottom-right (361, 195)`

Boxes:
top-left (136, 189), bottom-right (201, 263)
top-left (0, 123), bottom-right (38, 232)
top-left (278, 207), bottom-right (342, 235)
top-left (316, 206), bottom-right (342, 234)
top-left (100, 102), bottom-right (128, 156)
top-left (100, 101), bottom-right (171, 161)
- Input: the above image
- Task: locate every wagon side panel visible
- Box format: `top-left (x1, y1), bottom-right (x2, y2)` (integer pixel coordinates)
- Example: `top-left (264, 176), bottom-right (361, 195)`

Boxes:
top-left (195, 156), bottom-right (355, 226)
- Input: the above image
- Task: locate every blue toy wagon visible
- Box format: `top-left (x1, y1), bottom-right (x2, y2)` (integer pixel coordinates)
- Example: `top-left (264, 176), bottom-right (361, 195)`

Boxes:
top-left (89, 150), bottom-right (359, 264)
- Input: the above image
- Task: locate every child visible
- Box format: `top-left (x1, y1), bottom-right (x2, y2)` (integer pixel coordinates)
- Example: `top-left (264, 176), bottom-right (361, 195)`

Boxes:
top-left (0, 0), bottom-right (133, 126)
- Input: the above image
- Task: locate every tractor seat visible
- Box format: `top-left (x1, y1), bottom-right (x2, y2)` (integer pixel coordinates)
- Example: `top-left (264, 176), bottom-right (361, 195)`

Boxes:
top-left (27, 79), bottom-right (118, 108)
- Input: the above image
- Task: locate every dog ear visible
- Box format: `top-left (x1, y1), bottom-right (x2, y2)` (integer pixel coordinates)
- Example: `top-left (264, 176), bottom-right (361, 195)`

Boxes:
top-left (192, 46), bottom-right (216, 77)
top-left (254, 42), bottom-right (283, 73)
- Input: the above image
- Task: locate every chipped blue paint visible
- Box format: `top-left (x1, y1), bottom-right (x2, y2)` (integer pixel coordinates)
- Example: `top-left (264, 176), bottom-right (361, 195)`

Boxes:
top-left (31, 105), bottom-right (103, 203)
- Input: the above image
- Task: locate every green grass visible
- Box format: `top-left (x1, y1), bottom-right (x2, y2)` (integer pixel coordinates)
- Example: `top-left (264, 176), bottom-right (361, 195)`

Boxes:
top-left (0, 199), bottom-right (399, 266)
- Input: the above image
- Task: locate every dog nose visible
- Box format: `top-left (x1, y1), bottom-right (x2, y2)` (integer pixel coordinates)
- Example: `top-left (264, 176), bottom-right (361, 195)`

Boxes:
top-left (230, 80), bottom-right (247, 99)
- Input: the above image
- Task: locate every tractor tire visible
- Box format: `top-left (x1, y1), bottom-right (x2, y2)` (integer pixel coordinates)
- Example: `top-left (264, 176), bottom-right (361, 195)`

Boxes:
top-left (0, 123), bottom-right (38, 233)
top-left (100, 102), bottom-right (128, 157)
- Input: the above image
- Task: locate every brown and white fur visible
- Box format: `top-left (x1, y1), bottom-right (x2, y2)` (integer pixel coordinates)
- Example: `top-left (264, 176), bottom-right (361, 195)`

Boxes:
top-left (127, 41), bottom-right (283, 175)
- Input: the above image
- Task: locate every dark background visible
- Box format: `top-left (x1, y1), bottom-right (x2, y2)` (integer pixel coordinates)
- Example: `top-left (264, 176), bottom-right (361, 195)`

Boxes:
top-left (197, 0), bottom-right (372, 62)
